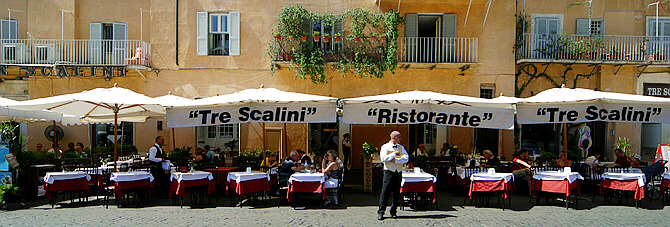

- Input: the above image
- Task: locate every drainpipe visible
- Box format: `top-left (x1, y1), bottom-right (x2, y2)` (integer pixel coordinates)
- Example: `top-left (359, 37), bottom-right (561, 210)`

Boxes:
top-left (175, 0), bottom-right (179, 66)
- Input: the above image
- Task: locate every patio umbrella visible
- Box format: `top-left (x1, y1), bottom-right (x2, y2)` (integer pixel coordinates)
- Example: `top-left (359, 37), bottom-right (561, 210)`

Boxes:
top-left (0, 96), bottom-right (64, 123)
top-left (10, 86), bottom-right (164, 171)
top-left (341, 90), bottom-right (517, 129)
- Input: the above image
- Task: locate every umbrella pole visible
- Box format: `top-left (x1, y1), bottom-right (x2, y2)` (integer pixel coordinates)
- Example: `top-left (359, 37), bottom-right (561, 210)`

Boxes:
top-left (562, 123), bottom-right (568, 152)
top-left (262, 122), bottom-right (266, 162)
top-left (113, 109), bottom-right (118, 172)
top-left (52, 120), bottom-right (58, 152)
top-left (172, 128), bottom-right (176, 151)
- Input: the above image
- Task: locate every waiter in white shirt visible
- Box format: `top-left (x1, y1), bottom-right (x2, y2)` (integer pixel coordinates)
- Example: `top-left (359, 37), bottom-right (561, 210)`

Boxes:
top-left (149, 136), bottom-right (167, 196)
top-left (377, 131), bottom-right (408, 220)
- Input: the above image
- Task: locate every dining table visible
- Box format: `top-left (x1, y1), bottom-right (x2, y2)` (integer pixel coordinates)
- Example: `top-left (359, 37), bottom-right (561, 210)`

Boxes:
top-left (400, 171), bottom-right (438, 203)
top-left (287, 172), bottom-right (326, 202)
top-left (169, 171), bottom-right (215, 198)
top-left (226, 172), bottom-right (271, 199)
top-left (469, 172), bottom-right (515, 200)
top-left (110, 171), bottom-right (155, 198)
top-left (531, 171), bottom-right (584, 208)
top-left (43, 172), bottom-right (91, 205)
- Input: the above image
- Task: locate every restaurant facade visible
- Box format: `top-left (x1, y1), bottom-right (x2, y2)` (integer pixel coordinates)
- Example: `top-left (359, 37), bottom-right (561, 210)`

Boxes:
top-left (1, 0), bottom-right (666, 167)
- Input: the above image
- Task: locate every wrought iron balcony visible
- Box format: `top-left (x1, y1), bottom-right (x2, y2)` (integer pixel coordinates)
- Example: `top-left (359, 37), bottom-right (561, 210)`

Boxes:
top-left (398, 37), bottom-right (478, 63)
top-left (518, 33), bottom-right (670, 64)
top-left (0, 39), bottom-right (151, 67)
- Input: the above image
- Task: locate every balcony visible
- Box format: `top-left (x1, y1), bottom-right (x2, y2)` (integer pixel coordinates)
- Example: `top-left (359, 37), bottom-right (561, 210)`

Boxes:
top-left (398, 37), bottom-right (478, 64)
top-left (0, 39), bottom-right (151, 68)
top-left (518, 33), bottom-right (670, 64)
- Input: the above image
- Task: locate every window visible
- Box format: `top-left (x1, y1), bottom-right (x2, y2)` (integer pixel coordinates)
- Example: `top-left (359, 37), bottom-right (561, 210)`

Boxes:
top-left (219, 124), bottom-right (234, 138)
top-left (480, 84), bottom-right (495, 99)
top-left (0, 19), bottom-right (19, 39)
top-left (157, 121), bottom-right (163, 131)
top-left (424, 124), bottom-right (437, 145)
top-left (305, 20), bottom-right (343, 52)
top-left (89, 122), bottom-right (134, 148)
top-left (207, 126), bottom-right (217, 138)
top-left (89, 22), bottom-right (127, 64)
top-left (197, 11), bottom-right (240, 56)
top-left (576, 19), bottom-right (604, 36)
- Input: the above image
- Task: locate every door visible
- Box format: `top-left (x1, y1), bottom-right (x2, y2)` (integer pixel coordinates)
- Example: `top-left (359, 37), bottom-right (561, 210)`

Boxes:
top-left (89, 23), bottom-right (102, 64)
top-left (112, 22), bottom-right (128, 65)
top-left (646, 18), bottom-right (670, 59)
top-left (642, 123), bottom-right (662, 161)
top-left (417, 15), bottom-right (440, 63)
top-left (533, 17), bottom-right (560, 58)
top-left (265, 129), bottom-right (282, 156)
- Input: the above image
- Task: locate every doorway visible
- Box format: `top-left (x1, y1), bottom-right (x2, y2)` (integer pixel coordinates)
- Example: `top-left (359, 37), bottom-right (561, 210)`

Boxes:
top-left (265, 128), bottom-right (282, 157)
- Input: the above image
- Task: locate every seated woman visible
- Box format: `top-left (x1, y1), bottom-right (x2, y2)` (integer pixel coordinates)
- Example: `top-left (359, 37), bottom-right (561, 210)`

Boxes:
top-left (321, 150), bottom-right (342, 205)
top-left (557, 150), bottom-right (572, 168)
top-left (261, 153), bottom-right (278, 168)
top-left (193, 148), bottom-right (210, 163)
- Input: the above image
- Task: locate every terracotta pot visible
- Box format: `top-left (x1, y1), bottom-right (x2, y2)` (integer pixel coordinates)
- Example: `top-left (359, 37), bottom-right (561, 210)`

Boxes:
top-left (380, 37), bottom-right (387, 42)
top-left (371, 37), bottom-right (378, 42)
top-left (334, 36), bottom-right (341, 42)
top-left (323, 36), bottom-right (330, 42)
top-left (301, 36), bottom-right (308, 41)
top-left (274, 35), bottom-right (281, 41)
top-left (354, 37), bottom-right (361, 42)
top-left (313, 36), bottom-right (320, 42)
top-left (289, 37), bottom-right (296, 41)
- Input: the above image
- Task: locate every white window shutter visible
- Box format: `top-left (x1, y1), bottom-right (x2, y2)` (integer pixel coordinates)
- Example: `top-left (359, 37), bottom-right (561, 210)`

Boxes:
top-left (89, 22), bottom-right (102, 64)
top-left (113, 22), bottom-right (127, 40)
top-left (576, 19), bottom-right (590, 35)
top-left (442, 14), bottom-right (457, 37)
top-left (229, 11), bottom-right (240, 56)
top-left (0, 20), bottom-right (9, 39)
top-left (404, 14), bottom-right (418, 37)
top-left (196, 11), bottom-right (208, 56)
top-left (10, 20), bottom-right (18, 39)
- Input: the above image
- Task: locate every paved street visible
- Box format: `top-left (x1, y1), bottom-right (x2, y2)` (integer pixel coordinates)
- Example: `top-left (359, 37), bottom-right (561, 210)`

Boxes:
top-left (2, 190), bottom-right (669, 226)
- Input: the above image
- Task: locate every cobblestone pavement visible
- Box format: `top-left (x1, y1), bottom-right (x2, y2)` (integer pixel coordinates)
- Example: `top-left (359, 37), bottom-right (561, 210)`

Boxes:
top-left (1, 190), bottom-right (668, 226)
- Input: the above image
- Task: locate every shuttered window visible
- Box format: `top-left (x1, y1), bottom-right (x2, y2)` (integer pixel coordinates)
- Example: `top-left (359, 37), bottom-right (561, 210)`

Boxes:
top-left (196, 11), bottom-right (240, 56)
top-left (576, 18), bottom-right (604, 36)
top-left (0, 19), bottom-right (19, 39)
top-left (533, 17), bottom-right (561, 35)
top-left (89, 22), bottom-right (127, 65)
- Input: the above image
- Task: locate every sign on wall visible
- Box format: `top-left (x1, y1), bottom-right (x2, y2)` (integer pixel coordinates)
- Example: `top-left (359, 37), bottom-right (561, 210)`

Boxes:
top-left (343, 104), bottom-right (514, 129)
top-left (167, 103), bottom-right (336, 128)
top-left (517, 102), bottom-right (670, 124)
top-left (644, 83), bottom-right (670, 98)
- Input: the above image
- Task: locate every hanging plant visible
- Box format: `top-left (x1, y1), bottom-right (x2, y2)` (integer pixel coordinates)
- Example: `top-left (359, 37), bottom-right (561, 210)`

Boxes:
top-left (275, 5), bottom-right (309, 39)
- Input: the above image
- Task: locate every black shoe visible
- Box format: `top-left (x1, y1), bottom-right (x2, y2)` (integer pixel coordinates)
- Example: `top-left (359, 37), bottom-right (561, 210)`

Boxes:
top-left (377, 213), bottom-right (384, 220)
top-left (390, 212), bottom-right (397, 219)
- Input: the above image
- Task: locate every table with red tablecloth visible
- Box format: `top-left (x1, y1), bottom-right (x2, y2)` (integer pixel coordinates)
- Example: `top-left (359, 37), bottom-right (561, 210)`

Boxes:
top-left (227, 172), bottom-right (270, 199)
top-left (400, 171), bottom-right (437, 203)
top-left (287, 173), bottom-right (326, 202)
top-left (453, 167), bottom-right (486, 190)
top-left (531, 171), bottom-right (583, 197)
top-left (599, 172), bottom-right (646, 201)
top-left (661, 173), bottom-right (670, 194)
top-left (43, 172), bottom-right (91, 201)
top-left (111, 172), bottom-right (155, 198)
top-left (169, 171), bottom-right (215, 198)
top-left (468, 172), bottom-right (515, 199)
top-left (74, 168), bottom-right (106, 188)
top-left (203, 167), bottom-right (239, 186)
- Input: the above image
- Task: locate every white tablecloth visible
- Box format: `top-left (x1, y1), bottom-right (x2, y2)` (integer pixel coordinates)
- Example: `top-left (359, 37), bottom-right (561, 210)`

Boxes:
top-left (401, 172), bottom-right (437, 186)
top-left (602, 172), bottom-right (646, 187)
top-left (111, 172), bottom-right (154, 182)
top-left (170, 171), bottom-right (213, 183)
top-left (44, 172), bottom-right (91, 184)
top-left (455, 167), bottom-right (486, 179)
top-left (532, 171), bottom-right (584, 184)
top-left (471, 172), bottom-right (514, 183)
top-left (228, 172), bottom-right (269, 183)
top-left (288, 173), bottom-right (326, 184)
top-left (605, 168), bottom-right (643, 174)
top-left (663, 172), bottom-right (670, 180)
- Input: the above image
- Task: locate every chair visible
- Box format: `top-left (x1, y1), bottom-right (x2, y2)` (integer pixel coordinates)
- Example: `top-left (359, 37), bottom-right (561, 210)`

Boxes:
top-left (325, 168), bottom-right (345, 206)
top-left (462, 167), bottom-right (484, 205)
top-left (276, 169), bottom-right (290, 208)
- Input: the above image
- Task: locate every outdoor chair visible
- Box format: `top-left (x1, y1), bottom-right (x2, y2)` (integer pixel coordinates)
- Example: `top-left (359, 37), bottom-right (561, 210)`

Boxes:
top-left (325, 168), bottom-right (345, 207)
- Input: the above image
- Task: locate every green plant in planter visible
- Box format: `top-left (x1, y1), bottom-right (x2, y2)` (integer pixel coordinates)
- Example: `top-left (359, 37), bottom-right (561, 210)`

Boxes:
top-left (275, 5), bottom-right (310, 38)
top-left (615, 137), bottom-right (631, 156)
top-left (0, 184), bottom-right (19, 204)
top-left (345, 8), bottom-right (370, 38)
top-left (361, 142), bottom-right (377, 158)
top-left (289, 44), bottom-right (326, 84)
top-left (313, 31), bottom-right (320, 36)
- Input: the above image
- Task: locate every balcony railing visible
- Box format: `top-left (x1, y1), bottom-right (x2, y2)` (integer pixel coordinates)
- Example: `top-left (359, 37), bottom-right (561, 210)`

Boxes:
top-left (0, 39), bottom-right (151, 67)
top-left (398, 37), bottom-right (478, 63)
top-left (518, 33), bottom-right (670, 62)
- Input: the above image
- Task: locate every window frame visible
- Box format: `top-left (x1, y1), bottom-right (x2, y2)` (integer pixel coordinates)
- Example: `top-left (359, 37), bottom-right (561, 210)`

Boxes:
top-left (209, 13), bottom-right (229, 34)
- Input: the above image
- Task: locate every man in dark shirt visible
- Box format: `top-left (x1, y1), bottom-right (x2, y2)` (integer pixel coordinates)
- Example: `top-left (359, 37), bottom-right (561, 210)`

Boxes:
top-left (480, 150), bottom-right (500, 168)
top-left (614, 148), bottom-right (631, 167)
top-left (296, 149), bottom-right (312, 166)
top-left (278, 151), bottom-right (305, 187)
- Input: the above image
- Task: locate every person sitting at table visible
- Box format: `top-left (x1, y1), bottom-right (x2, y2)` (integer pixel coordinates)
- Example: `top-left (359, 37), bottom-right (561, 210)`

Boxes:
top-left (557, 150), bottom-right (572, 167)
top-left (480, 150), bottom-right (500, 169)
top-left (36, 143), bottom-right (43, 153)
top-left (512, 149), bottom-right (532, 194)
top-left (438, 143), bottom-right (450, 156)
top-left (47, 143), bottom-right (62, 154)
top-left (296, 149), bottom-right (312, 166)
top-left (278, 151), bottom-right (305, 187)
top-left (193, 148), bottom-right (210, 163)
top-left (631, 154), bottom-right (641, 168)
top-left (65, 142), bottom-right (76, 153)
top-left (415, 143), bottom-right (426, 157)
top-left (261, 153), bottom-right (278, 168)
top-left (75, 142), bottom-right (87, 157)
top-left (614, 148), bottom-right (631, 167)
top-left (321, 150), bottom-right (342, 205)
top-left (584, 153), bottom-right (600, 167)
top-left (204, 145), bottom-right (214, 160)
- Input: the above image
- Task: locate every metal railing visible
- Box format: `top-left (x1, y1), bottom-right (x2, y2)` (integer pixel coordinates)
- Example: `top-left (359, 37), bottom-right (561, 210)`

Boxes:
top-left (0, 39), bottom-right (151, 67)
top-left (398, 37), bottom-right (478, 63)
top-left (518, 33), bottom-right (670, 62)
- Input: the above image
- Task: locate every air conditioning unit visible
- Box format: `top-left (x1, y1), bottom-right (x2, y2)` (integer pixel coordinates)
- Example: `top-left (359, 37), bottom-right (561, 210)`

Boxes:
top-left (34, 44), bottom-right (61, 64)
top-left (2, 43), bottom-right (27, 63)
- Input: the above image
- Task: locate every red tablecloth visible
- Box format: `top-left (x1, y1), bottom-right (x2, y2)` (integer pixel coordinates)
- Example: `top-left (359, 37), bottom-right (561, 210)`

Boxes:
top-left (661, 179), bottom-right (670, 194)
top-left (531, 179), bottom-right (580, 197)
top-left (169, 178), bottom-right (215, 198)
top-left (269, 173), bottom-right (278, 187)
top-left (400, 181), bottom-right (437, 203)
top-left (44, 178), bottom-right (90, 200)
top-left (287, 181), bottom-right (325, 202)
top-left (89, 174), bottom-right (105, 188)
top-left (204, 167), bottom-right (239, 186)
top-left (114, 179), bottom-right (154, 198)
top-left (600, 179), bottom-right (645, 201)
top-left (227, 178), bottom-right (270, 199)
top-left (469, 180), bottom-right (515, 199)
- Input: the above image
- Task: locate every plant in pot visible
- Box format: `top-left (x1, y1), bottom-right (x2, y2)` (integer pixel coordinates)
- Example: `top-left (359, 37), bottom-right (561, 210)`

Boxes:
top-left (273, 32), bottom-right (282, 41)
top-left (345, 8), bottom-right (369, 42)
top-left (309, 142), bottom-right (328, 165)
top-left (615, 137), bottom-right (631, 156)
top-left (0, 184), bottom-right (21, 210)
top-left (361, 142), bottom-right (376, 158)
top-left (313, 31), bottom-right (321, 42)
top-left (333, 32), bottom-right (342, 42)
top-left (275, 5), bottom-right (308, 41)
top-left (323, 33), bottom-right (330, 42)
top-left (300, 32), bottom-right (308, 42)
top-left (370, 32), bottom-right (379, 42)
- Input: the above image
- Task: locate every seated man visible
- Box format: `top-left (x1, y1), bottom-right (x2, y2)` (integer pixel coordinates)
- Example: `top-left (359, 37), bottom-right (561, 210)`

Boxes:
top-left (480, 150), bottom-right (500, 169)
top-left (278, 151), bottom-right (305, 187)
top-left (557, 150), bottom-right (572, 167)
top-left (614, 148), bottom-right (631, 167)
top-left (512, 149), bottom-right (532, 193)
top-left (416, 143), bottom-right (426, 157)
top-left (296, 149), bottom-right (312, 166)
top-left (584, 153), bottom-right (600, 167)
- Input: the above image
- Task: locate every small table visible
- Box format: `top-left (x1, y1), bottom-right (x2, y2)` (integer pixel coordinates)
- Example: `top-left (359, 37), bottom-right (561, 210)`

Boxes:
top-left (203, 167), bottom-right (239, 187)
top-left (169, 171), bottom-right (215, 198)
top-left (661, 172), bottom-right (670, 204)
top-left (400, 172), bottom-right (437, 209)
top-left (287, 173), bottom-right (326, 203)
top-left (110, 172), bottom-right (155, 198)
top-left (454, 166), bottom-right (486, 188)
top-left (43, 172), bottom-right (91, 206)
top-left (531, 171), bottom-right (584, 209)
top-left (227, 172), bottom-right (270, 200)
top-left (469, 172), bottom-right (515, 208)
top-left (73, 167), bottom-right (106, 188)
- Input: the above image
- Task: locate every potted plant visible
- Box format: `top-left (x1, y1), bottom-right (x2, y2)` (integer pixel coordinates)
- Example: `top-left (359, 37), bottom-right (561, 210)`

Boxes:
top-left (301, 32), bottom-right (308, 42)
top-left (615, 137), bottom-right (631, 156)
top-left (379, 33), bottom-right (387, 43)
top-left (333, 32), bottom-right (341, 42)
top-left (0, 184), bottom-right (21, 210)
top-left (275, 5), bottom-right (309, 42)
top-left (309, 142), bottom-right (328, 165)
top-left (370, 32), bottom-right (379, 42)
top-left (362, 142), bottom-right (377, 158)
top-left (323, 33), bottom-right (330, 42)
top-left (313, 31), bottom-right (321, 42)
top-left (273, 32), bottom-right (282, 41)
